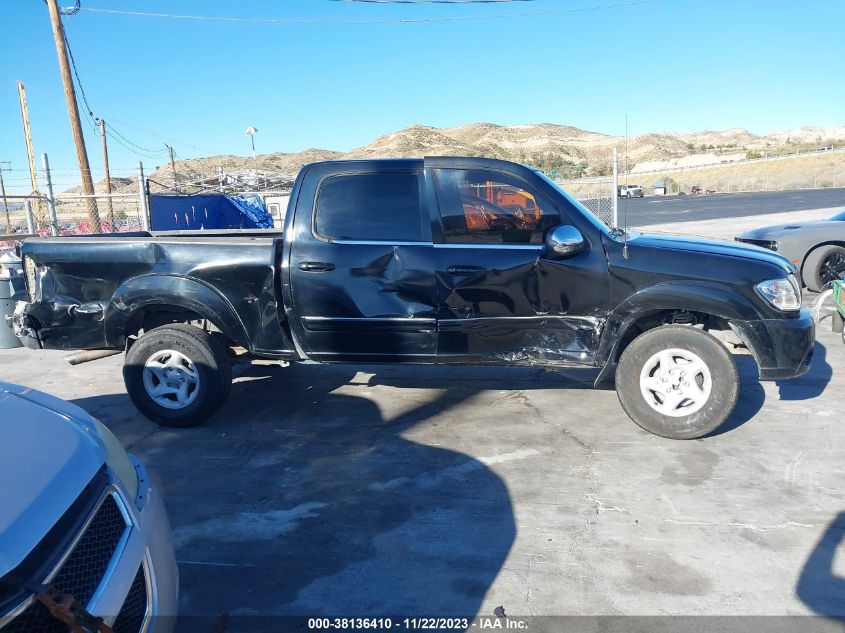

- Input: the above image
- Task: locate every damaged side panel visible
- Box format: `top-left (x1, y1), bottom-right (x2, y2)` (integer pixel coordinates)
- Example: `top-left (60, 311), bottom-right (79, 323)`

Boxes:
top-left (434, 248), bottom-right (609, 365)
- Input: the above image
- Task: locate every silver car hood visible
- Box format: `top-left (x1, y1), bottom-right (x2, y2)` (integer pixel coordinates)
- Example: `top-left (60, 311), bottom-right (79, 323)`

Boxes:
top-left (737, 219), bottom-right (844, 239)
top-left (0, 383), bottom-right (106, 576)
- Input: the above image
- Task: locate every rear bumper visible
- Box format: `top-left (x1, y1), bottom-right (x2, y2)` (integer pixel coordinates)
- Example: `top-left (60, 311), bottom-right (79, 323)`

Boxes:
top-left (731, 308), bottom-right (815, 380)
top-left (6, 301), bottom-right (41, 349)
top-left (5, 299), bottom-right (110, 350)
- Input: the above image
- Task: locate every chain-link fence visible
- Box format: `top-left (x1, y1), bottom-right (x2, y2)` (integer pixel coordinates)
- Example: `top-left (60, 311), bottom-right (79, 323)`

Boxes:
top-left (0, 157), bottom-right (148, 240)
top-left (1, 192), bottom-right (145, 237)
top-left (611, 149), bottom-right (845, 196)
top-left (644, 172), bottom-right (844, 195)
top-left (557, 175), bottom-right (618, 227)
top-left (52, 194), bottom-right (145, 234)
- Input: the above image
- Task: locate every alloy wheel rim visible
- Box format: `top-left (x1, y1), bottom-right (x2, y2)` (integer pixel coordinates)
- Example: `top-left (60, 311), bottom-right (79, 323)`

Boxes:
top-left (639, 348), bottom-right (712, 418)
top-left (820, 252), bottom-right (845, 285)
top-left (142, 349), bottom-right (200, 409)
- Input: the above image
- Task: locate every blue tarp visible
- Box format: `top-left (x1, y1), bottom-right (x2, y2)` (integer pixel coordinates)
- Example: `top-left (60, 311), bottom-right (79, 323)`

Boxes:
top-left (149, 194), bottom-right (273, 230)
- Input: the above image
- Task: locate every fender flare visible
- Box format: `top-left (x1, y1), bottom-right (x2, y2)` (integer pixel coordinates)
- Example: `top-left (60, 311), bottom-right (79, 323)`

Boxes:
top-left (594, 281), bottom-right (763, 386)
top-left (103, 274), bottom-right (250, 349)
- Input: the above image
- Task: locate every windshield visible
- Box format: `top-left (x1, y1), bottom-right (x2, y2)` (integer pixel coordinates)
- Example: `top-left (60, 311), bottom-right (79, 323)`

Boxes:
top-left (830, 209), bottom-right (845, 221)
top-left (534, 170), bottom-right (611, 234)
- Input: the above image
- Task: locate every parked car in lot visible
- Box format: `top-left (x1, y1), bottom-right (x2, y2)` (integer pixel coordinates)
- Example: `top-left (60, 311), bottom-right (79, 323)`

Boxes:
top-left (617, 184), bottom-right (644, 198)
top-left (735, 208), bottom-right (845, 291)
top-left (0, 383), bottom-right (177, 633)
top-left (8, 157), bottom-right (814, 440)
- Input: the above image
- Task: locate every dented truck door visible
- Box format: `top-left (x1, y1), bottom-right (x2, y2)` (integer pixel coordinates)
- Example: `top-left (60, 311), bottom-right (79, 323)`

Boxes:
top-left (428, 161), bottom-right (610, 365)
top-left (286, 161), bottom-right (437, 361)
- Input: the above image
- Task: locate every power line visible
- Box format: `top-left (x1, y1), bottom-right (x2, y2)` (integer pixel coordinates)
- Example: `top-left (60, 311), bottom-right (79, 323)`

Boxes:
top-left (63, 29), bottom-right (98, 129)
top-left (79, 1), bottom-right (664, 25)
top-left (106, 117), bottom-right (223, 156)
top-left (105, 130), bottom-right (167, 159)
top-left (106, 123), bottom-right (168, 156)
top-left (61, 17), bottom-right (174, 159)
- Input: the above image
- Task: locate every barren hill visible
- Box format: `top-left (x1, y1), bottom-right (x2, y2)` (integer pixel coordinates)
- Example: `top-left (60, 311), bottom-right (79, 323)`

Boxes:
top-left (131, 122), bottom-right (845, 187)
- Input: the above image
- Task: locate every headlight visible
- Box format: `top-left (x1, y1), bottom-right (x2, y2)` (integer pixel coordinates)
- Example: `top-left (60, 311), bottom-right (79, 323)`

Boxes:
top-left (93, 418), bottom-right (140, 503)
top-left (756, 278), bottom-right (801, 311)
top-left (735, 238), bottom-right (778, 251)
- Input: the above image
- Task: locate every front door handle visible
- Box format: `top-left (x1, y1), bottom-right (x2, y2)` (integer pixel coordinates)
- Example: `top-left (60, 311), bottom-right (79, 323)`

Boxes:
top-left (446, 265), bottom-right (485, 275)
top-left (298, 261), bottom-right (335, 272)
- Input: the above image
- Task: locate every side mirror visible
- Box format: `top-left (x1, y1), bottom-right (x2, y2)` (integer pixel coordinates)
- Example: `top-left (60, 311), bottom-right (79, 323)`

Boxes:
top-left (545, 225), bottom-right (585, 258)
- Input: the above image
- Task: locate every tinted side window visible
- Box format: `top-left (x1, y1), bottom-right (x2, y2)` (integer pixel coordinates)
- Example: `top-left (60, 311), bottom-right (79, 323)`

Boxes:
top-left (315, 172), bottom-right (424, 242)
top-left (433, 169), bottom-right (560, 244)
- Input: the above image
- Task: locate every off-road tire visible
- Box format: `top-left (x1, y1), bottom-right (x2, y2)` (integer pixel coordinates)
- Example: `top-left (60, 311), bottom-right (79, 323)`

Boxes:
top-left (124, 324), bottom-right (232, 427)
top-left (615, 325), bottom-right (739, 440)
top-left (802, 244), bottom-right (845, 292)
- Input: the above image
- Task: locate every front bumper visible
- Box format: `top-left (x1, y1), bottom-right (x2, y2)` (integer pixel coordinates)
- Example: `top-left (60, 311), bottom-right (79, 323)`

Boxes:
top-left (90, 462), bottom-right (179, 632)
top-left (731, 308), bottom-right (815, 380)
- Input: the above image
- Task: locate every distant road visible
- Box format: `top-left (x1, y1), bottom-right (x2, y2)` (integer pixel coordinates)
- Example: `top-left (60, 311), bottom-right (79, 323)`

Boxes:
top-left (615, 187), bottom-right (845, 226)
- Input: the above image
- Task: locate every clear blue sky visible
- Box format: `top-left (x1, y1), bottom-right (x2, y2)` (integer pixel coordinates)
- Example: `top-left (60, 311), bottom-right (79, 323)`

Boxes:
top-left (1, 0), bottom-right (843, 189)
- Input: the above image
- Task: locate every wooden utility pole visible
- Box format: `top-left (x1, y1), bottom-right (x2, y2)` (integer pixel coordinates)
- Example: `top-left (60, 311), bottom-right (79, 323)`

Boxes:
top-left (100, 120), bottom-right (114, 228)
top-left (0, 163), bottom-right (11, 235)
top-left (166, 144), bottom-right (178, 193)
top-left (16, 81), bottom-right (45, 226)
top-left (45, 0), bottom-right (101, 232)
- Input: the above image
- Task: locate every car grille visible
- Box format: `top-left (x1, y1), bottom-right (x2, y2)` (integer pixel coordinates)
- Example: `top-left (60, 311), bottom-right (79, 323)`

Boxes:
top-left (0, 493), bottom-right (130, 633)
top-left (112, 566), bottom-right (148, 633)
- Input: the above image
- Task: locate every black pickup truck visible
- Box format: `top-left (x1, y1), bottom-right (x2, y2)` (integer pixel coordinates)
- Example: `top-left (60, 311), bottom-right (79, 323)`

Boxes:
top-left (8, 157), bottom-right (814, 439)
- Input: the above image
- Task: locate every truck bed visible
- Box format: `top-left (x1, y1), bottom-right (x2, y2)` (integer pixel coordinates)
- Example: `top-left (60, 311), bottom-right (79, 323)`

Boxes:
top-left (17, 232), bottom-right (295, 357)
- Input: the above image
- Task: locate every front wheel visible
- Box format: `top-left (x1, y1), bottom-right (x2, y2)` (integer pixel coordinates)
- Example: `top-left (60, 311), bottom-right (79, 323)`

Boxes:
top-left (615, 325), bottom-right (739, 439)
top-left (802, 244), bottom-right (845, 292)
top-left (124, 324), bottom-right (232, 427)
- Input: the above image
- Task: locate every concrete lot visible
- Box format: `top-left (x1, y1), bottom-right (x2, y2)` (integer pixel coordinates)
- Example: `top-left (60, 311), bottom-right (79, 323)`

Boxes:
top-left (2, 204), bottom-right (845, 627)
top-left (2, 329), bottom-right (843, 623)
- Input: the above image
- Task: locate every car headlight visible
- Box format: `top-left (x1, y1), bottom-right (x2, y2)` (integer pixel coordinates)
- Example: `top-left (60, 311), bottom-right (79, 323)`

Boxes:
top-left (92, 418), bottom-right (140, 503)
top-left (756, 277), bottom-right (801, 311)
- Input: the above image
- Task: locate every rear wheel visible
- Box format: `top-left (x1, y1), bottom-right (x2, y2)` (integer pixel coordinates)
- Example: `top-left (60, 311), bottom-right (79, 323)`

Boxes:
top-left (803, 244), bottom-right (845, 292)
top-left (124, 324), bottom-right (232, 427)
top-left (615, 325), bottom-right (739, 439)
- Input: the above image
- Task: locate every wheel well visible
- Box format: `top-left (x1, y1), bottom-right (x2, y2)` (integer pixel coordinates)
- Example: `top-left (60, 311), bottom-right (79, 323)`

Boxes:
top-left (612, 309), bottom-right (737, 364)
top-left (124, 306), bottom-right (230, 347)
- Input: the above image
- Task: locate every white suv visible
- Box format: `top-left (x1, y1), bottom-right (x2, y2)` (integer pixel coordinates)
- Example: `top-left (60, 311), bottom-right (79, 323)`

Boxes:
top-left (618, 184), bottom-right (644, 198)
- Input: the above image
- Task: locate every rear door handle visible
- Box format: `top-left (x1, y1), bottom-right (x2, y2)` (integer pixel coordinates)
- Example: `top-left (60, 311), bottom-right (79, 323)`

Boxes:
top-left (298, 261), bottom-right (335, 272)
top-left (446, 265), bottom-right (485, 275)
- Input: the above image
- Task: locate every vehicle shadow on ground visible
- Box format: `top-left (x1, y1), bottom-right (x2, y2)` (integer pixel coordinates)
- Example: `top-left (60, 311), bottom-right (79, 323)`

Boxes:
top-left (776, 341), bottom-right (832, 401)
top-left (76, 363), bottom-right (517, 632)
top-left (796, 511), bottom-right (845, 619)
top-left (70, 354), bottom-right (772, 629)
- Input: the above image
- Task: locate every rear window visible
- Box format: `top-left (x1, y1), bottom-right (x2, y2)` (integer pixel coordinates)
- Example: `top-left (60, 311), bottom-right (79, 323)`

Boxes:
top-left (315, 172), bottom-right (424, 242)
